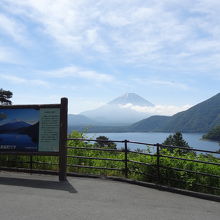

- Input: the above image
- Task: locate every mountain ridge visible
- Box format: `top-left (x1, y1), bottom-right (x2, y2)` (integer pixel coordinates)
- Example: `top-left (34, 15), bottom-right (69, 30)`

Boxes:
top-left (131, 93), bottom-right (220, 132)
top-left (68, 93), bottom-right (220, 133)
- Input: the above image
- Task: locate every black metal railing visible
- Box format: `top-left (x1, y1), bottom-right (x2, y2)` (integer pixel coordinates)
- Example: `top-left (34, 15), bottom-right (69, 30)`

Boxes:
top-left (0, 138), bottom-right (220, 196)
top-left (66, 138), bottom-right (220, 195)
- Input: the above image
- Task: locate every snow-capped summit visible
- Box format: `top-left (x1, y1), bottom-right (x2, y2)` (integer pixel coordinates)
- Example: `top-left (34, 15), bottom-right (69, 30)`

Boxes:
top-left (108, 93), bottom-right (154, 106)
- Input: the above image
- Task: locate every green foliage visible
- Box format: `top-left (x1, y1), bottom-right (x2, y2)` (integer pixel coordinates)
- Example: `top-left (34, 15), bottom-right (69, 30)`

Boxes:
top-left (162, 132), bottom-right (191, 154)
top-left (94, 136), bottom-right (117, 149)
top-left (0, 88), bottom-right (13, 105)
top-left (203, 125), bottom-right (220, 142)
top-left (163, 132), bottom-right (190, 147)
top-left (67, 131), bottom-right (220, 195)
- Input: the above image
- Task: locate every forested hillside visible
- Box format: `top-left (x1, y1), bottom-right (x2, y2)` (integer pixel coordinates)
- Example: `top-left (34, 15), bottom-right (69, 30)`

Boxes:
top-left (131, 93), bottom-right (220, 132)
top-left (203, 125), bottom-right (220, 142)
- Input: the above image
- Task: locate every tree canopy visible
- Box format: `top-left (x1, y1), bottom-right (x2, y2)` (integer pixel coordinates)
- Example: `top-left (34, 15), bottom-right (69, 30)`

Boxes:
top-left (162, 132), bottom-right (191, 154)
top-left (203, 125), bottom-right (220, 142)
top-left (94, 136), bottom-right (117, 149)
top-left (0, 88), bottom-right (13, 105)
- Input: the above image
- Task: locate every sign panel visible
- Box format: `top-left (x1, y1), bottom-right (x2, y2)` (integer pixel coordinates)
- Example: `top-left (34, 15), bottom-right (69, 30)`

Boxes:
top-left (0, 107), bottom-right (60, 152)
top-left (39, 108), bottom-right (60, 152)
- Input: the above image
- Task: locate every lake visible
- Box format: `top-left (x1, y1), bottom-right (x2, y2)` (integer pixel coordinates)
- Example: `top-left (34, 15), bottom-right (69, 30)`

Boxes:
top-left (85, 132), bottom-right (220, 153)
top-left (0, 134), bottom-right (37, 151)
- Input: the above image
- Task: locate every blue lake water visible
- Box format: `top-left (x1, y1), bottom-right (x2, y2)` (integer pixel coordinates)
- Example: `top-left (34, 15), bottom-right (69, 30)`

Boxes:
top-left (0, 134), bottom-right (37, 151)
top-left (85, 132), bottom-right (220, 153)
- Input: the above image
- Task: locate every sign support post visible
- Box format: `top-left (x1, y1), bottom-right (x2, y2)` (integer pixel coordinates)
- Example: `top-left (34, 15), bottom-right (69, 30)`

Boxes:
top-left (59, 97), bottom-right (68, 181)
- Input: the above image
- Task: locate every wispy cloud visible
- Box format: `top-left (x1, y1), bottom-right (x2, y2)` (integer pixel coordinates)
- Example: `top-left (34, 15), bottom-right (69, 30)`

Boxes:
top-left (150, 80), bottom-right (190, 90)
top-left (40, 66), bottom-right (114, 83)
top-left (2, 0), bottom-right (109, 53)
top-left (3, 0), bottom-right (220, 71)
top-left (0, 74), bottom-right (50, 87)
top-left (0, 13), bottom-right (29, 46)
top-left (134, 78), bottom-right (190, 90)
top-left (120, 103), bottom-right (192, 116)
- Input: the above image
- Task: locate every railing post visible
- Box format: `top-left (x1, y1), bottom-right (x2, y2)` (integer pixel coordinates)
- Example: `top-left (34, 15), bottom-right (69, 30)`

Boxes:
top-left (30, 155), bottom-right (33, 174)
top-left (156, 143), bottom-right (160, 183)
top-left (124, 140), bottom-right (128, 178)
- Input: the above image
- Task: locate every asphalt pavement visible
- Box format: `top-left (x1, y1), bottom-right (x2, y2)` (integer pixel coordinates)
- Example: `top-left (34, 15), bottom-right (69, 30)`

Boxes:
top-left (0, 171), bottom-right (219, 220)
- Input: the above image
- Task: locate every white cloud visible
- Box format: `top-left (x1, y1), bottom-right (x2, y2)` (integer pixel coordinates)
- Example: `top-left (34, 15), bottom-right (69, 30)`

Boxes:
top-left (2, 0), bottom-right (220, 73)
top-left (40, 66), bottom-right (114, 82)
top-left (0, 1), bottom-right (190, 54)
top-left (0, 13), bottom-right (29, 46)
top-left (0, 74), bottom-right (50, 87)
top-left (2, 0), bottom-right (109, 52)
top-left (151, 80), bottom-right (190, 90)
top-left (134, 78), bottom-right (190, 90)
top-left (120, 103), bottom-right (192, 116)
top-left (13, 94), bottom-right (61, 105)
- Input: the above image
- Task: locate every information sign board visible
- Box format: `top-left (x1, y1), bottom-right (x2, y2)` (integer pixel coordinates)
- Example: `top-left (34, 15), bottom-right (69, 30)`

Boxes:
top-left (0, 98), bottom-right (68, 181)
top-left (0, 107), bottom-right (60, 152)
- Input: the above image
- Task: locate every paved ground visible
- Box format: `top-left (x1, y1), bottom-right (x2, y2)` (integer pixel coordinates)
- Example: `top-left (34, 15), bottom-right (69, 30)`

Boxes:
top-left (0, 172), bottom-right (219, 220)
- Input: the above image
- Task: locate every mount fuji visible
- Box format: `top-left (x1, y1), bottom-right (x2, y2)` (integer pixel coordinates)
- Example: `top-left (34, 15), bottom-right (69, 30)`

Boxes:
top-left (80, 93), bottom-right (154, 125)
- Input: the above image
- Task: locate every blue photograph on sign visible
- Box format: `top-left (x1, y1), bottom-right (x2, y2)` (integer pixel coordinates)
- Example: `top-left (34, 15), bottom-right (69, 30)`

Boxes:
top-left (0, 109), bottom-right (39, 151)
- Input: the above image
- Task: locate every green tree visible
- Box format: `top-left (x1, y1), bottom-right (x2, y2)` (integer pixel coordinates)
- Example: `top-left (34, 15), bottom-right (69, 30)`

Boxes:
top-left (203, 125), bottom-right (220, 142)
top-left (0, 88), bottom-right (13, 105)
top-left (162, 132), bottom-right (191, 154)
top-left (94, 136), bottom-right (117, 149)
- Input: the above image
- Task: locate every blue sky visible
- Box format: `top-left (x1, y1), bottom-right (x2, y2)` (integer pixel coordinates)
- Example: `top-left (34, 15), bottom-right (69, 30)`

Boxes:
top-left (0, 0), bottom-right (219, 114)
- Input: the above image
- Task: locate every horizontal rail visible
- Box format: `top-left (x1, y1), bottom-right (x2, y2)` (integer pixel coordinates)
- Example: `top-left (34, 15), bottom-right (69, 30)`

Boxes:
top-left (67, 146), bottom-right (122, 152)
top-left (160, 144), bottom-right (220, 155)
top-left (125, 140), bottom-right (156, 147)
top-left (0, 160), bottom-right (58, 166)
top-left (160, 165), bottom-right (220, 179)
top-left (67, 164), bottom-right (123, 171)
top-left (192, 183), bottom-right (220, 191)
top-left (163, 176), bottom-right (220, 191)
top-left (68, 138), bottom-right (156, 147)
top-left (0, 160), bottom-right (31, 165)
top-left (160, 155), bottom-right (220, 166)
top-left (129, 169), bottom-right (157, 178)
top-left (67, 155), bottom-right (124, 162)
top-left (128, 150), bottom-right (157, 157)
top-left (0, 166), bottom-right (58, 175)
top-left (32, 161), bottom-right (59, 166)
top-left (68, 138), bottom-right (124, 143)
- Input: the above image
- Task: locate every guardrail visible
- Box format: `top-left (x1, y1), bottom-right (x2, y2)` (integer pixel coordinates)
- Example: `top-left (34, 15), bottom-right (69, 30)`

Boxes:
top-left (0, 138), bottom-right (220, 196)
top-left (66, 138), bottom-right (220, 195)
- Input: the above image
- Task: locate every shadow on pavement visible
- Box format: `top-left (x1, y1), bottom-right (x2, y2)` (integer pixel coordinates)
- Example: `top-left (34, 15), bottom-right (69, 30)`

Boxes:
top-left (0, 176), bottom-right (77, 193)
